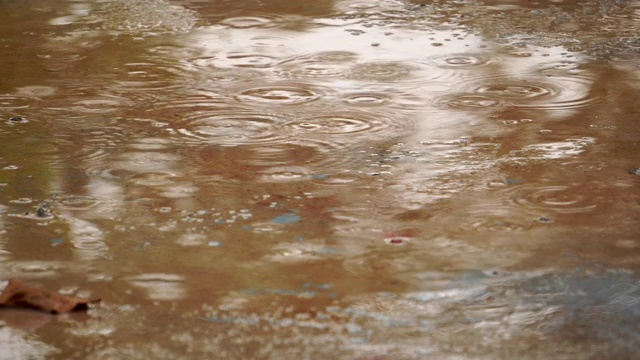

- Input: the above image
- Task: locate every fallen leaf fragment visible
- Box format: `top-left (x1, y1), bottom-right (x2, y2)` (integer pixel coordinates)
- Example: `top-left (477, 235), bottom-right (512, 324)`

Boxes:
top-left (0, 279), bottom-right (100, 314)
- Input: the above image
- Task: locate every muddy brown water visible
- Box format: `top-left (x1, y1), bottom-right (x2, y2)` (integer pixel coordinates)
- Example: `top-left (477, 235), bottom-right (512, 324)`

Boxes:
top-left (0, 0), bottom-right (639, 358)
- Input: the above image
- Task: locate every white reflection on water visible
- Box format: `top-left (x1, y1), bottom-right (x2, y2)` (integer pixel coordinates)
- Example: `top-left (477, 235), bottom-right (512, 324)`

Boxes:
top-left (0, 327), bottom-right (57, 360)
top-left (127, 273), bottom-right (186, 301)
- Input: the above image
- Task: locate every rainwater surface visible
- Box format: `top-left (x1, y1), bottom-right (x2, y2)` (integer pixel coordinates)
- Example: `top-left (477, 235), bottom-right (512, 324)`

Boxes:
top-left (0, 0), bottom-right (640, 358)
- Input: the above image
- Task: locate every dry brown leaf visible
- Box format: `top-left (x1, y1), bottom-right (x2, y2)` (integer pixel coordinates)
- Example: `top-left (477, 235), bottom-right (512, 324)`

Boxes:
top-left (0, 279), bottom-right (100, 314)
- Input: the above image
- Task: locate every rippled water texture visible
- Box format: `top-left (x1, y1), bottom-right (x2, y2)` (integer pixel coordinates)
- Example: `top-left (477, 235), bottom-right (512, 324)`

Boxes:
top-left (1, 0), bottom-right (639, 358)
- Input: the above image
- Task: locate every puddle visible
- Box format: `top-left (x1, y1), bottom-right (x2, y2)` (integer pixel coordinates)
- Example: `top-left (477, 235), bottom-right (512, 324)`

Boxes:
top-left (0, 0), bottom-right (639, 358)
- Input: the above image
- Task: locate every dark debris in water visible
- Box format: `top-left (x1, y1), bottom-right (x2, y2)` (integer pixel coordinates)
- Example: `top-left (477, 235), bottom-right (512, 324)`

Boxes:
top-left (537, 216), bottom-right (554, 223)
top-left (8, 116), bottom-right (28, 123)
top-left (35, 201), bottom-right (52, 218)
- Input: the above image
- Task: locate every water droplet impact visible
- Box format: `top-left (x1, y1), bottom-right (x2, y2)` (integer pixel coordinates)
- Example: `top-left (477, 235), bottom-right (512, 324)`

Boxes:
top-left (71, 96), bottom-right (135, 114)
top-left (516, 138), bottom-right (596, 159)
top-left (220, 53), bottom-right (279, 68)
top-left (348, 62), bottom-right (416, 82)
top-left (429, 205), bottom-right (534, 234)
top-left (235, 85), bottom-right (324, 105)
top-left (429, 53), bottom-right (497, 69)
top-left (436, 94), bottom-right (503, 110)
top-left (173, 109), bottom-right (285, 145)
top-left (56, 195), bottom-right (102, 210)
top-left (219, 16), bottom-right (282, 29)
top-left (464, 75), bottom-right (597, 110)
top-left (505, 185), bottom-right (597, 214)
top-left (115, 60), bottom-right (192, 92)
top-left (279, 111), bottom-right (407, 139)
top-left (342, 92), bottom-right (391, 106)
top-left (475, 83), bottom-right (553, 99)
